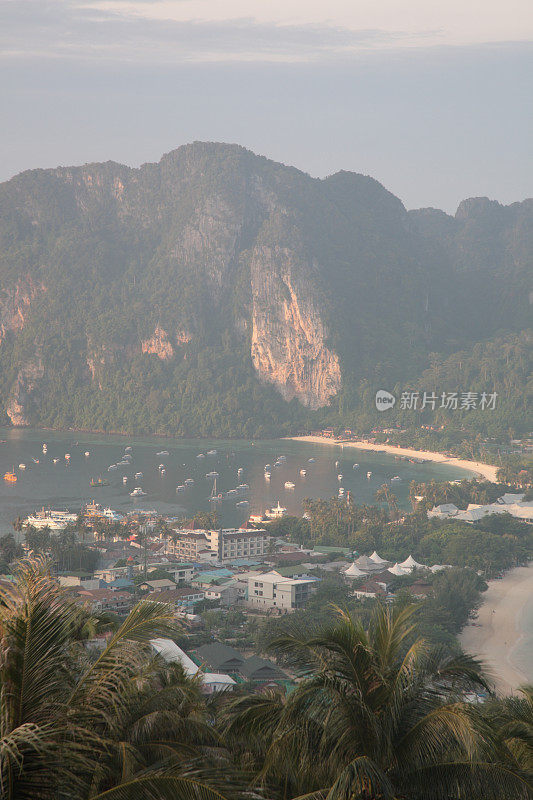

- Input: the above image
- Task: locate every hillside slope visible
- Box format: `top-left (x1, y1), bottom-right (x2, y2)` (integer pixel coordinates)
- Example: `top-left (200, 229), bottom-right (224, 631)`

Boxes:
top-left (0, 142), bottom-right (530, 437)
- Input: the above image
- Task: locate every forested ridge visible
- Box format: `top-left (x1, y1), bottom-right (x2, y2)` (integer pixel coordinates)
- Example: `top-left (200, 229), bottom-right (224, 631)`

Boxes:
top-left (0, 142), bottom-right (530, 438)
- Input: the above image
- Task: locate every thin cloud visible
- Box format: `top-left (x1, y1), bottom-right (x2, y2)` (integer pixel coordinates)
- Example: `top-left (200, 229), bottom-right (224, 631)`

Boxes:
top-left (1, 0), bottom-right (439, 64)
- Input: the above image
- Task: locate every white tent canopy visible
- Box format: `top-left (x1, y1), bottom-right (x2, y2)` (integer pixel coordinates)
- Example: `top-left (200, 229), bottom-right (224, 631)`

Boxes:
top-left (344, 562), bottom-right (367, 578)
top-left (388, 563), bottom-right (410, 576)
top-left (399, 555), bottom-right (427, 571)
top-left (355, 554), bottom-right (382, 572)
top-left (369, 551), bottom-right (389, 565)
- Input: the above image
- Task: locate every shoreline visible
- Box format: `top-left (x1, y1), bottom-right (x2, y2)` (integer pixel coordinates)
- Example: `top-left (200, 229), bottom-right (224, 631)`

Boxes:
top-left (285, 435), bottom-right (499, 482)
top-left (459, 564), bottom-right (533, 695)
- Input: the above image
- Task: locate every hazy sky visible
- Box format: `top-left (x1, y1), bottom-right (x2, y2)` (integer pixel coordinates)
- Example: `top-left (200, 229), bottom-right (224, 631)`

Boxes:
top-left (1, 0), bottom-right (532, 210)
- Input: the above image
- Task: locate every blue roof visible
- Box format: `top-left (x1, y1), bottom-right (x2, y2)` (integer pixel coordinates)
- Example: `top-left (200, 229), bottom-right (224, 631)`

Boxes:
top-left (195, 568), bottom-right (234, 581)
top-left (109, 578), bottom-right (134, 588)
top-left (227, 558), bottom-right (261, 566)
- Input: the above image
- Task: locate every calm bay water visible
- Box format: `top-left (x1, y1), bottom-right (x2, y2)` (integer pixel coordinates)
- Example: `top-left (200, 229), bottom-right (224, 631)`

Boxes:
top-left (0, 428), bottom-right (474, 534)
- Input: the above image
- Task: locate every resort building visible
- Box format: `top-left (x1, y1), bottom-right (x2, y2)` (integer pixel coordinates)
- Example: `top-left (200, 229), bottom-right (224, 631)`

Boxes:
top-left (245, 570), bottom-right (317, 612)
top-left (168, 527), bottom-right (270, 563)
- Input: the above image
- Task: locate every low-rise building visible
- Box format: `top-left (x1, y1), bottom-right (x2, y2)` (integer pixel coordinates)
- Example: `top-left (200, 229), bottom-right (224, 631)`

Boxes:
top-left (58, 573), bottom-right (102, 590)
top-left (146, 588), bottom-right (204, 610)
top-left (246, 570), bottom-right (317, 612)
top-left (203, 580), bottom-right (239, 606)
top-left (75, 589), bottom-right (133, 614)
top-left (139, 578), bottom-right (177, 593)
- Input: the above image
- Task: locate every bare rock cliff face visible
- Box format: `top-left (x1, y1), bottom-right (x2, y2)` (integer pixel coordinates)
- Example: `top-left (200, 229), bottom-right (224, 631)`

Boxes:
top-left (6, 358), bottom-right (44, 426)
top-left (0, 278), bottom-right (45, 343)
top-left (250, 245), bottom-right (341, 409)
top-left (141, 325), bottom-right (174, 360)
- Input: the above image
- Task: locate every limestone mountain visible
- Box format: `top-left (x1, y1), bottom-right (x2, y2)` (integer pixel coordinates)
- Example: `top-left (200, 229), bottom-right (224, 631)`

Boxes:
top-left (0, 142), bottom-right (530, 437)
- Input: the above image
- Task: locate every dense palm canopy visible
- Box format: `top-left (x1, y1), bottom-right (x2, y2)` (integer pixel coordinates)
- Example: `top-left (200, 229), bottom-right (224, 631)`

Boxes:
top-left (222, 605), bottom-right (533, 800)
top-left (0, 557), bottom-right (229, 800)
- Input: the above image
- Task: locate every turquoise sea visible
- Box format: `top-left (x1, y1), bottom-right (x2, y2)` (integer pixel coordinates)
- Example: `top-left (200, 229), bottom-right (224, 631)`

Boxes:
top-left (0, 428), bottom-right (476, 534)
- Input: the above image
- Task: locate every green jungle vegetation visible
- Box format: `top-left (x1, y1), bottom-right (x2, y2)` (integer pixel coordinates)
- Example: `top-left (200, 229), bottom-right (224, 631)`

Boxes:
top-left (264, 490), bottom-right (533, 576)
top-left (0, 557), bottom-right (532, 800)
top-left (0, 143), bottom-right (531, 441)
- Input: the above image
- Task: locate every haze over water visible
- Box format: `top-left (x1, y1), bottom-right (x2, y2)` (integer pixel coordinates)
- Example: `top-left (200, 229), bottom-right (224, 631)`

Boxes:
top-left (0, 428), bottom-right (475, 534)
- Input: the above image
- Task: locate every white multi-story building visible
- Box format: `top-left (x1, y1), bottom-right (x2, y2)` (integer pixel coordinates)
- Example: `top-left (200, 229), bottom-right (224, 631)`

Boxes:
top-left (168, 528), bottom-right (270, 563)
top-left (246, 570), bottom-right (317, 612)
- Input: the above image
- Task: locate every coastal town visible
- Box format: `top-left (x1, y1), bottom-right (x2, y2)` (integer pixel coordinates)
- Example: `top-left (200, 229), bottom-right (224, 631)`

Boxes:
top-left (6, 449), bottom-right (531, 695)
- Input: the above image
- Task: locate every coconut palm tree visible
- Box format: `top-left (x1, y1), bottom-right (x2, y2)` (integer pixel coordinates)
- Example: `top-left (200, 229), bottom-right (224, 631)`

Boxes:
top-left (222, 605), bottom-right (532, 800)
top-left (488, 686), bottom-right (533, 776)
top-left (0, 557), bottom-right (230, 800)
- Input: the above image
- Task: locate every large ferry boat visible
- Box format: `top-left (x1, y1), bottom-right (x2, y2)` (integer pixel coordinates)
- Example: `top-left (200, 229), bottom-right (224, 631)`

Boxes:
top-left (23, 508), bottom-right (77, 530)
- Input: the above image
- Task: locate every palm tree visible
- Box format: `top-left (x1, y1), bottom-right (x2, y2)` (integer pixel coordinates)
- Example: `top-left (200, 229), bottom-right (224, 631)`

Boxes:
top-left (489, 686), bottom-right (533, 776)
top-left (222, 605), bottom-right (532, 800)
top-left (0, 556), bottom-right (229, 800)
top-left (374, 484), bottom-right (399, 521)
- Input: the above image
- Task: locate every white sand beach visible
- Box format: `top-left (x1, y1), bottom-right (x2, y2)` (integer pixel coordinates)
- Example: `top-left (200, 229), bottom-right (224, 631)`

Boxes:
top-left (459, 564), bottom-right (533, 695)
top-left (286, 436), bottom-right (499, 482)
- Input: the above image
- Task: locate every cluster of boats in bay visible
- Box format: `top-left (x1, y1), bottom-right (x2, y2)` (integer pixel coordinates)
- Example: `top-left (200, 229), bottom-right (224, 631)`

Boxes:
top-left (261, 456), bottom-right (401, 499)
top-left (4, 441), bottom-right (405, 517)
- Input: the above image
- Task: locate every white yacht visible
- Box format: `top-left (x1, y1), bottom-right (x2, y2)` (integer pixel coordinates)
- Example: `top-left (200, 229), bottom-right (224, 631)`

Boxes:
top-left (156, 450), bottom-right (169, 456)
top-left (207, 449), bottom-right (217, 456)
top-left (299, 468), bottom-right (307, 476)
top-left (264, 501), bottom-right (287, 519)
top-left (196, 453), bottom-right (205, 458)
top-left (176, 485), bottom-right (185, 492)
top-left (308, 457), bottom-right (315, 463)
top-left (391, 475), bottom-right (402, 482)
top-left (52, 458), bottom-right (59, 464)
top-left (236, 500), bottom-right (249, 508)
top-left (184, 478), bottom-right (194, 485)
top-left (353, 463), bottom-right (359, 469)
top-left (206, 471), bottom-right (219, 478)
top-left (125, 446), bottom-right (132, 452)
top-left (108, 464), bottom-right (117, 471)
top-left (134, 472), bottom-right (143, 479)
top-left (367, 471), bottom-right (372, 479)
top-left (236, 483), bottom-right (249, 491)
top-left (42, 444), bottom-right (47, 453)
top-left (130, 487), bottom-right (146, 497)
top-left (84, 451), bottom-right (90, 457)
top-left (122, 476), bottom-right (128, 484)
top-left (337, 474), bottom-right (343, 481)
top-left (18, 463), bottom-right (26, 470)
top-left (284, 481), bottom-right (295, 490)
top-left (264, 471), bottom-right (271, 480)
